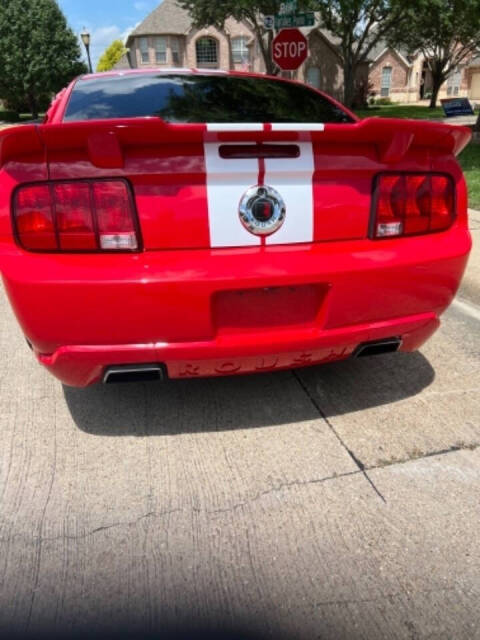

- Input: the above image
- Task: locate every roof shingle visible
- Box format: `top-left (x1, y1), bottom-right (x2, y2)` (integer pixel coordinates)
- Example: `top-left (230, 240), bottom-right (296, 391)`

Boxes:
top-left (112, 53), bottom-right (132, 70)
top-left (130, 0), bottom-right (193, 37)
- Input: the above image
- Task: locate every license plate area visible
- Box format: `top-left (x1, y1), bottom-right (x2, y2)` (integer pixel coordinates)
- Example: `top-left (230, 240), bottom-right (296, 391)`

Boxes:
top-left (212, 284), bottom-right (328, 335)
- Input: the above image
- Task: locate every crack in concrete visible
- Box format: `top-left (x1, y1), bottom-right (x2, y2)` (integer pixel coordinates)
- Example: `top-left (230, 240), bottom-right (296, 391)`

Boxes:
top-left (291, 370), bottom-right (387, 503)
top-left (28, 509), bottom-right (182, 543)
top-left (314, 585), bottom-right (460, 608)
top-left (198, 469), bottom-right (362, 515)
top-left (0, 471), bottom-right (363, 544)
top-left (1, 444), bottom-right (478, 545)
top-left (370, 443), bottom-right (479, 471)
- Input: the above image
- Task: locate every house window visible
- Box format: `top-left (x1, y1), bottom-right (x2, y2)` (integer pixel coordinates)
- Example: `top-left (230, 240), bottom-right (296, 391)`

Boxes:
top-left (155, 37), bottom-right (167, 64)
top-left (171, 37), bottom-right (180, 65)
top-left (232, 36), bottom-right (249, 64)
top-left (196, 37), bottom-right (218, 66)
top-left (447, 67), bottom-right (461, 96)
top-left (306, 66), bottom-right (321, 89)
top-left (381, 66), bottom-right (392, 96)
top-left (139, 37), bottom-right (149, 64)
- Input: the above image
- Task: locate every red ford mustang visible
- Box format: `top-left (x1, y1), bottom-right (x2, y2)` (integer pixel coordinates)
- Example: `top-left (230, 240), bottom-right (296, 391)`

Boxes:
top-left (0, 69), bottom-right (472, 386)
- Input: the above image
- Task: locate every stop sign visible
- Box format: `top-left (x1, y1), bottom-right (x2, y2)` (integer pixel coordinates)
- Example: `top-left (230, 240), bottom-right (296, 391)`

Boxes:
top-left (272, 28), bottom-right (308, 71)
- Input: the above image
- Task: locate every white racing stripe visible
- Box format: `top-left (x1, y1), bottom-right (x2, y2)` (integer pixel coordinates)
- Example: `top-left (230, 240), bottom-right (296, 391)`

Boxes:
top-left (264, 141), bottom-right (315, 245)
top-left (204, 142), bottom-right (260, 247)
top-left (207, 123), bottom-right (324, 132)
top-left (204, 126), bottom-right (317, 248)
top-left (271, 123), bottom-right (325, 131)
top-left (206, 123), bottom-right (264, 132)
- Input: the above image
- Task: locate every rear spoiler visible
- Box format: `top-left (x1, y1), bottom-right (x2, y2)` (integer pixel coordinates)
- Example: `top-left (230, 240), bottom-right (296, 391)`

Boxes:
top-left (0, 117), bottom-right (471, 170)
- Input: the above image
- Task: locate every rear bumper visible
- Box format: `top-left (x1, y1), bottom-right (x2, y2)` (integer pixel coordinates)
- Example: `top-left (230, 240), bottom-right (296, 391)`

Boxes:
top-left (36, 312), bottom-right (439, 387)
top-left (1, 225), bottom-right (471, 386)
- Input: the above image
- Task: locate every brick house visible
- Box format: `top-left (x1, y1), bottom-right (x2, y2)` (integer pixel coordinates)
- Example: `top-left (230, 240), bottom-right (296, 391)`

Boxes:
top-left (368, 42), bottom-right (480, 103)
top-left (119, 0), bottom-right (368, 104)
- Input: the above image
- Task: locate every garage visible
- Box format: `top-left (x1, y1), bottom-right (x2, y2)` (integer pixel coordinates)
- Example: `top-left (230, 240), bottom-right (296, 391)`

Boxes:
top-left (470, 68), bottom-right (480, 99)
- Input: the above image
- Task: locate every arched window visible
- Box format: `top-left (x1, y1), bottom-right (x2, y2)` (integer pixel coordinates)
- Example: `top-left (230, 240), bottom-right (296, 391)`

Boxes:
top-left (232, 36), bottom-right (249, 64)
top-left (196, 37), bottom-right (218, 67)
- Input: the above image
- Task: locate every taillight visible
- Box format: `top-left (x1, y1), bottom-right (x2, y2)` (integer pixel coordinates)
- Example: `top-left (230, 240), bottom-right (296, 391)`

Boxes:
top-left (15, 185), bottom-right (56, 250)
top-left (13, 179), bottom-right (140, 252)
top-left (372, 173), bottom-right (455, 239)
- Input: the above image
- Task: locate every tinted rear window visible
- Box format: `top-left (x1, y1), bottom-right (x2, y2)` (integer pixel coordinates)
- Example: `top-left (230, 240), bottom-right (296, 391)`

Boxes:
top-left (64, 73), bottom-right (353, 124)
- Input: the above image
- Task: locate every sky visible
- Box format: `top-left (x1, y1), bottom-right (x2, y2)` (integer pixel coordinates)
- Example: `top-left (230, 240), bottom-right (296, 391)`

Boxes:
top-left (57, 0), bottom-right (161, 69)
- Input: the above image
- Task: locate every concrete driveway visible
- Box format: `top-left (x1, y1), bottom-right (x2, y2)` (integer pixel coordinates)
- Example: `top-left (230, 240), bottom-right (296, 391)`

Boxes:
top-left (1, 215), bottom-right (479, 639)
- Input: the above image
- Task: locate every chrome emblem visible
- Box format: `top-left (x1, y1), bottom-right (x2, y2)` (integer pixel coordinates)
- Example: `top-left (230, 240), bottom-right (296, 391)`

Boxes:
top-left (239, 185), bottom-right (286, 236)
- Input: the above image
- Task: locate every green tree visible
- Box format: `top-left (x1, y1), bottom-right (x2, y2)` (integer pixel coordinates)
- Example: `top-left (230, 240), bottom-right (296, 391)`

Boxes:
top-left (0, 0), bottom-right (87, 119)
top-left (97, 39), bottom-right (128, 72)
top-left (390, 0), bottom-right (480, 108)
top-left (178, 0), bottom-right (289, 75)
top-left (308, 0), bottom-right (409, 108)
top-left (179, 0), bottom-right (408, 107)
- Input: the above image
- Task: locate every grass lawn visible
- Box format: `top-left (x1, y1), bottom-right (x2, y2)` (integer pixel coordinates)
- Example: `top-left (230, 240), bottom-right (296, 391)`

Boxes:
top-left (355, 104), bottom-right (452, 120)
top-left (459, 143), bottom-right (480, 210)
top-left (0, 110), bottom-right (44, 124)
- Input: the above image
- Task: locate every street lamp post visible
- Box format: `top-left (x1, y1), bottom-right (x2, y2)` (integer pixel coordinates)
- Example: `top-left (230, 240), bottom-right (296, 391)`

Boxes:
top-left (81, 28), bottom-right (93, 73)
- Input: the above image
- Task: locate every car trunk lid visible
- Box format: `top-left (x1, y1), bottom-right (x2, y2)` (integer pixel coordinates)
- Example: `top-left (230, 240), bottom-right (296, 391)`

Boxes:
top-left (2, 118), bottom-right (470, 251)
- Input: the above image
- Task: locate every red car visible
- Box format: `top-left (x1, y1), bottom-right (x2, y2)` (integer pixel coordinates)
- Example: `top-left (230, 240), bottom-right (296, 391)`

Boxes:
top-left (0, 70), bottom-right (472, 387)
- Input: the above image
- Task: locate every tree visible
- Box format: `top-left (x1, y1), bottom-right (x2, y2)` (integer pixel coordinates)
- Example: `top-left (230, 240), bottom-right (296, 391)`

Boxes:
top-left (97, 39), bottom-right (128, 72)
top-left (390, 0), bottom-right (480, 108)
top-left (180, 0), bottom-right (408, 107)
top-left (308, 0), bottom-right (409, 108)
top-left (178, 0), bottom-right (288, 75)
top-left (0, 0), bottom-right (87, 119)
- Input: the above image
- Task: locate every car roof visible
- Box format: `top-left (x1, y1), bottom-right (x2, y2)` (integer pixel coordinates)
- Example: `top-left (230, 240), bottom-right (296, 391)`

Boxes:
top-left (76, 68), bottom-right (283, 83)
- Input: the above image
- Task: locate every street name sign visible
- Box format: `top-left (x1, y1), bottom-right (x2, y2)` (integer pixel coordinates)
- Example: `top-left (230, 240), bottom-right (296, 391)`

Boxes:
top-left (275, 12), bottom-right (315, 28)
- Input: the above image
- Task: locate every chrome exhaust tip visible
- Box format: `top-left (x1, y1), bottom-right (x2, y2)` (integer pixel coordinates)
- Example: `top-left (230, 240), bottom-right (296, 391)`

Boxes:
top-left (353, 338), bottom-right (402, 358)
top-left (103, 364), bottom-right (165, 384)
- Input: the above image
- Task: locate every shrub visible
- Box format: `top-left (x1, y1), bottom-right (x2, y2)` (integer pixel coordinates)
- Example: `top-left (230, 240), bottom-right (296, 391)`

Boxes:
top-left (0, 110), bottom-right (20, 122)
top-left (375, 97), bottom-right (393, 105)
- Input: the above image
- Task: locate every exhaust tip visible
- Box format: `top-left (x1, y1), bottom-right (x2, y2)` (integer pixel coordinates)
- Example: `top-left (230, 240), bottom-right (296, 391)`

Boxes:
top-left (354, 338), bottom-right (402, 359)
top-left (103, 364), bottom-right (165, 384)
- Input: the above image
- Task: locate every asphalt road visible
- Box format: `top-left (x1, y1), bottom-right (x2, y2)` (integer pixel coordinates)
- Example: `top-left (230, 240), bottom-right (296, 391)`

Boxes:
top-left (1, 216), bottom-right (479, 639)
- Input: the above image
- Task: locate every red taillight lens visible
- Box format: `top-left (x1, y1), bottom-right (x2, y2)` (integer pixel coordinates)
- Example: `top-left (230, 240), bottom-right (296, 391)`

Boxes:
top-left (15, 185), bottom-right (57, 250)
top-left (55, 183), bottom-right (96, 250)
top-left (93, 181), bottom-right (138, 250)
top-left (13, 180), bottom-right (140, 252)
top-left (373, 173), bottom-right (455, 239)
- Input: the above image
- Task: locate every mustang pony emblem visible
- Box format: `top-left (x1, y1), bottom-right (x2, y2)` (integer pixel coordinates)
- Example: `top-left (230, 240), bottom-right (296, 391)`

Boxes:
top-left (239, 185), bottom-right (286, 236)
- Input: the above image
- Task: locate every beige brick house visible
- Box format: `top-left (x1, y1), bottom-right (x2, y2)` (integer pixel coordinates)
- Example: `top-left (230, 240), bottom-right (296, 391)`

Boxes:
top-left (118, 0), bottom-right (480, 107)
top-left (368, 42), bottom-right (480, 103)
top-left (119, 0), bottom-right (368, 104)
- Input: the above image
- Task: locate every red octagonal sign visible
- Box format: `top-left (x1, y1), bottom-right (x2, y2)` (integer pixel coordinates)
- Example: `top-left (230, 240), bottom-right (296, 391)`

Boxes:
top-left (272, 28), bottom-right (308, 71)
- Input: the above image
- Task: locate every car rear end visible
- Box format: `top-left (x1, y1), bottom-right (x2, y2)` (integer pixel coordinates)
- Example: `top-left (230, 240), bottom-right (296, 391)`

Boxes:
top-left (0, 71), bottom-right (472, 386)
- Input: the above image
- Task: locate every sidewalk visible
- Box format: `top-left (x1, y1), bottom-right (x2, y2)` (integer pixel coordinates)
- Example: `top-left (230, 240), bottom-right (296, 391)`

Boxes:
top-left (441, 115), bottom-right (477, 126)
top-left (459, 209), bottom-right (480, 304)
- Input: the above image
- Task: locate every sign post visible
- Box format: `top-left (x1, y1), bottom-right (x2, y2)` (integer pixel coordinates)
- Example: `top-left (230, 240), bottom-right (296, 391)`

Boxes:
top-left (272, 28), bottom-right (308, 71)
top-left (279, 1), bottom-right (297, 15)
